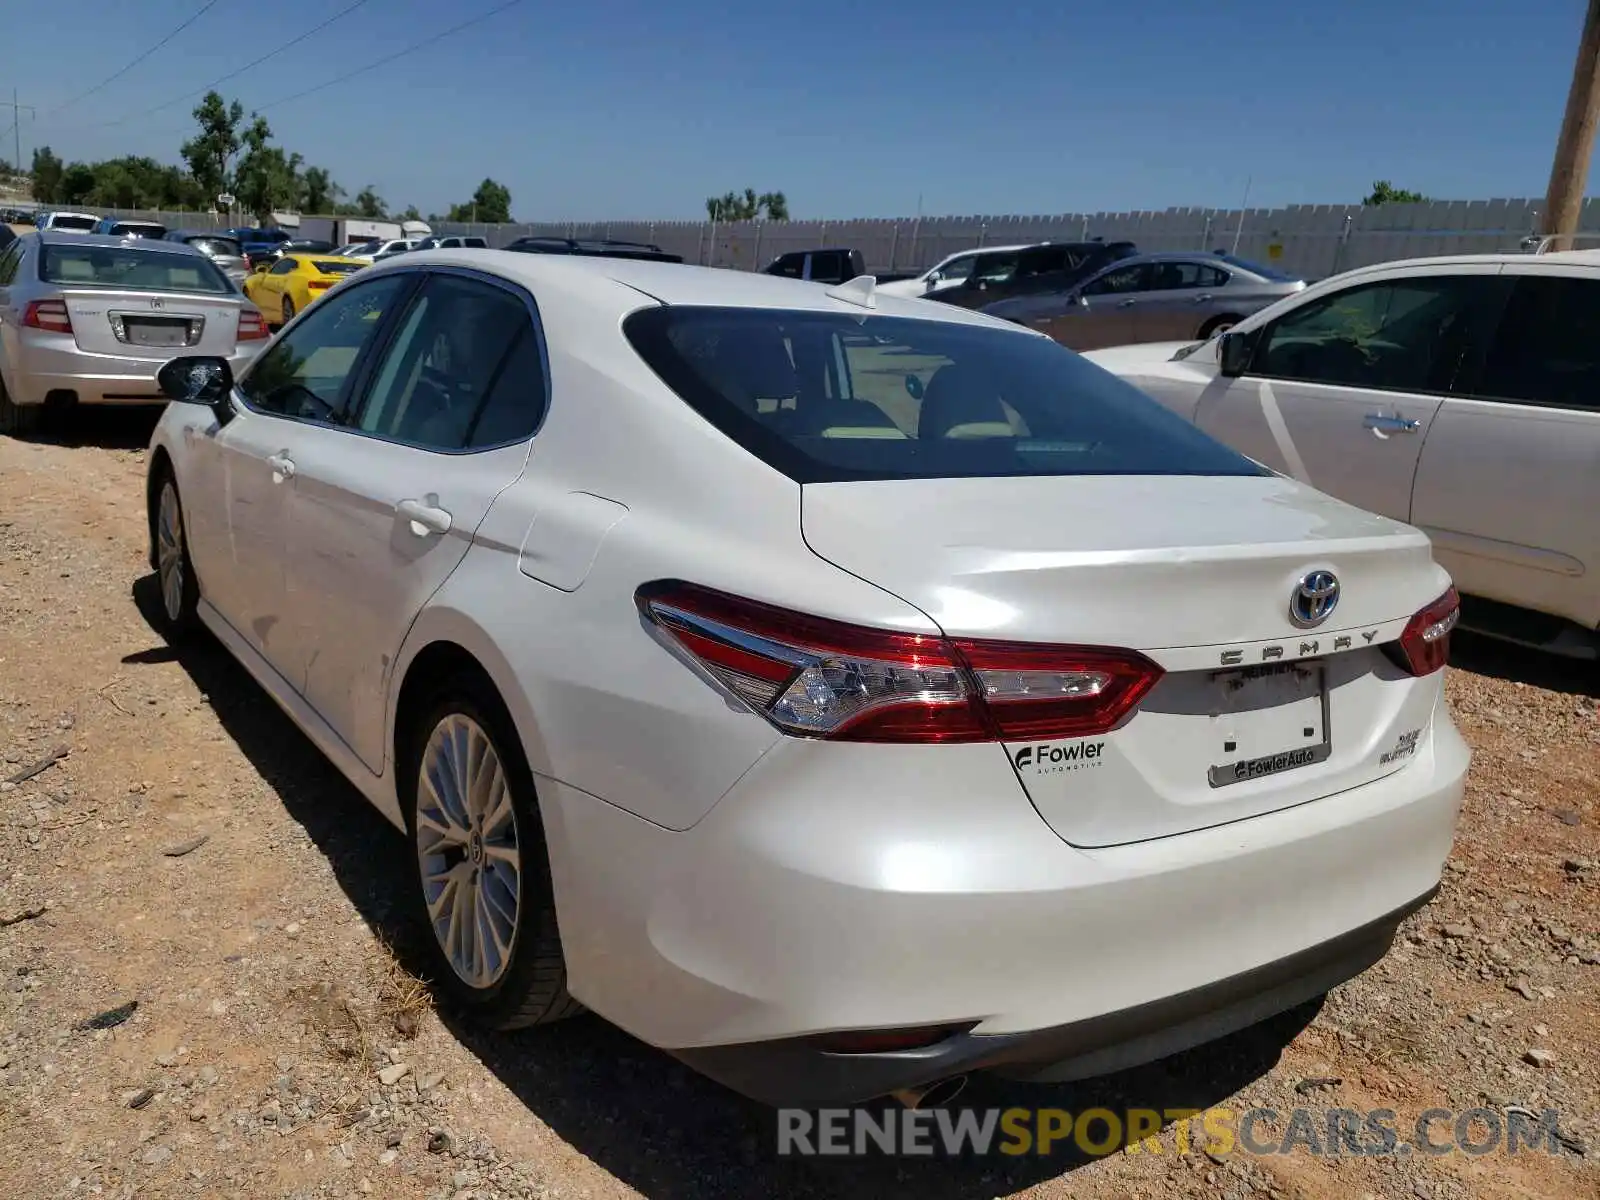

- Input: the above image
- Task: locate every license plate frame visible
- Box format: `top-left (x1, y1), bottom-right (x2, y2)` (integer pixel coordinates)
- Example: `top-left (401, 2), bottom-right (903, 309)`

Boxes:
top-left (121, 316), bottom-right (195, 348)
top-left (1206, 660), bottom-right (1331, 789)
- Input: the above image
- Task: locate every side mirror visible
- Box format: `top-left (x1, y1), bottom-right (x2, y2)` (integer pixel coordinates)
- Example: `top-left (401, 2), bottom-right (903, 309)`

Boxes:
top-left (1072, 291), bottom-right (1088, 309)
top-left (158, 356), bottom-right (235, 421)
top-left (1218, 330), bottom-right (1253, 377)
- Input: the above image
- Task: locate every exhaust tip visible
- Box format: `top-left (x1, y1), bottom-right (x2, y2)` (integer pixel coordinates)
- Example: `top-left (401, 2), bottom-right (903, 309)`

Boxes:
top-left (890, 1075), bottom-right (968, 1110)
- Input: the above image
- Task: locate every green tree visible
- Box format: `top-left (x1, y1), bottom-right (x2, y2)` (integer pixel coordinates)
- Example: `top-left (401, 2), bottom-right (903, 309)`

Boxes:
top-left (353, 186), bottom-right (386, 219)
top-left (30, 147), bottom-right (64, 203)
top-left (181, 92), bottom-right (245, 201)
top-left (1363, 180), bottom-right (1427, 206)
top-left (399, 204), bottom-right (421, 221)
top-left (302, 166), bottom-right (341, 213)
top-left (58, 162), bottom-right (98, 205)
top-left (233, 115), bottom-right (303, 221)
top-left (705, 187), bottom-right (789, 221)
top-left (447, 178), bottom-right (511, 223)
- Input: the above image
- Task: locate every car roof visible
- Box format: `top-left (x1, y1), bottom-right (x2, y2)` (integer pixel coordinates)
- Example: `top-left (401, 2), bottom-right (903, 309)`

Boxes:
top-left (37, 231), bottom-right (204, 254)
top-left (361, 249), bottom-right (1018, 329)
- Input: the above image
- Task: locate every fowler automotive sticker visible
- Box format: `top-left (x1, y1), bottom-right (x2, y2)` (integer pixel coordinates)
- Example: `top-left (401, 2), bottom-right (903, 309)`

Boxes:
top-left (1207, 742), bottom-right (1332, 788)
top-left (1014, 740), bottom-right (1106, 775)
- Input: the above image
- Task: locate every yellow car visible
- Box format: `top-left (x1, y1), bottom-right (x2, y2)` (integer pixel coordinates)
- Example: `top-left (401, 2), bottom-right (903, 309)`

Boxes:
top-left (243, 253), bottom-right (367, 326)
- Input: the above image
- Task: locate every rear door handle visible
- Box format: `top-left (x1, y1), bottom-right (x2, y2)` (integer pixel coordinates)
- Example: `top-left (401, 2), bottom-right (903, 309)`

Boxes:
top-left (1193, 293), bottom-right (1213, 303)
top-left (265, 453), bottom-right (295, 479)
top-left (397, 498), bottom-right (453, 536)
top-left (1117, 299), bottom-right (1137, 308)
top-left (1362, 413), bottom-right (1421, 434)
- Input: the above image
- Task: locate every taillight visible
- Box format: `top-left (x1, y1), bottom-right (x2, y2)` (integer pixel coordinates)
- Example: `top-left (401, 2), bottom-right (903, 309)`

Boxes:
top-left (307, 280), bottom-right (333, 291)
top-left (237, 308), bottom-right (270, 341)
top-left (23, 299), bottom-right (72, 334)
top-left (636, 581), bottom-right (1163, 744)
top-left (1386, 586), bottom-right (1460, 676)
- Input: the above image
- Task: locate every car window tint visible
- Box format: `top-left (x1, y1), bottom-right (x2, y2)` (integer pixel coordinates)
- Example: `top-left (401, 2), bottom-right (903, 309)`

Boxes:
top-left (464, 328), bottom-right (546, 447)
top-left (269, 258), bottom-right (296, 275)
top-left (1252, 276), bottom-right (1487, 394)
top-left (355, 275), bottom-right (532, 451)
top-left (238, 276), bottom-right (408, 423)
top-left (626, 306), bottom-right (1267, 483)
top-left (1476, 276), bottom-right (1600, 412)
top-left (1148, 261), bottom-right (1215, 290)
top-left (936, 255), bottom-right (975, 283)
top-left (1197, 265), bottom-right (1230, 287)
top-left (39, 245), bottom-right (231, 294)
top-left (0, 242), bottom-right (21, 285)
top-left (971, 253), bottom-right (1018, 283)
top-left (1085, 264), bottom-right (1150, 295)
top-left (769, 255), bottom-right (804, 279)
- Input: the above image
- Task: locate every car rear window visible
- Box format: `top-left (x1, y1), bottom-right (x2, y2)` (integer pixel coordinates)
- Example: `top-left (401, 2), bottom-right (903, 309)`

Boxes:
top-left (312, 260), bottom-right (362, 275)
top-left (187, 236), bottom-right (242, 257)
top-left (50, 215), bottom-right (97, 232)
top-left (111, 223), bottom-right (166, 238)
top-left (624, 307), bottom-right (1268, 483)
top-left (41, 245), bottom-right (232, 294)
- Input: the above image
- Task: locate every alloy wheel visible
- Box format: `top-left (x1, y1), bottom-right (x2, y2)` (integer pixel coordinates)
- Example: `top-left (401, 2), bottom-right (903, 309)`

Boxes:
top-left (414, 713), bottom-right (522, 989)
top-left (157, 481), bottom-right (186, 623)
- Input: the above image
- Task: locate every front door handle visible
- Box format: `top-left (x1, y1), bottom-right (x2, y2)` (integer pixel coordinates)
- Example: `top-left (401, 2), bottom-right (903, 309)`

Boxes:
top-left (1193, 293), bottom-right (1213, 303)
top-left (265, 452), bottom-right (296, 480)
top-left (397, 497), bottom-right (453, 536)
top-left (1117, 298), bottom-right (1137, 308)
top-left (1362, 413), bottom-right (1421, 434)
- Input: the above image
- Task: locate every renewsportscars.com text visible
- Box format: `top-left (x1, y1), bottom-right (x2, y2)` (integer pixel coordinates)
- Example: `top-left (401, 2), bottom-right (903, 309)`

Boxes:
top-left (776, 1105), bottom-right (1572, 1159)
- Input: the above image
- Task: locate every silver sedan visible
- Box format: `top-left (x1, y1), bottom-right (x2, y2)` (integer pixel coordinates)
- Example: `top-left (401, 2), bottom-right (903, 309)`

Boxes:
top-left (983, 252), bottom-right (1306, 351)
top-left (0, 232), bottom-right (270, 435)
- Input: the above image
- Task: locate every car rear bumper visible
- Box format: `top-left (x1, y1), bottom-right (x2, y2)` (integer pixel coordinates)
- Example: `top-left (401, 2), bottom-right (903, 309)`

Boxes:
top-left (6, 338), bottom-right (264, 406)
top-left (538, 712), bottom-right (1469, 1106)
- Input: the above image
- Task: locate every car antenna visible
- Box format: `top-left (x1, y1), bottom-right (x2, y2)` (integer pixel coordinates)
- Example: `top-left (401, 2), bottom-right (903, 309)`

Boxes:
top-left (825, 274), bottom-right (877, 309)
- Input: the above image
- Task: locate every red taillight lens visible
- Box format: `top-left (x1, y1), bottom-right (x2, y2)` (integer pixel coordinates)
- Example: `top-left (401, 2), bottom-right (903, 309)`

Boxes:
top-left (1387, 586), bottom-right (1460, 676)
top-left (237, 308), bottom-right (270, 341)
top-left (636, 581), bottom-right (1163, 744)
top-left (307, 280), bottom-right (333, 290)
top-left (23, 299), bottom-right (72, 334)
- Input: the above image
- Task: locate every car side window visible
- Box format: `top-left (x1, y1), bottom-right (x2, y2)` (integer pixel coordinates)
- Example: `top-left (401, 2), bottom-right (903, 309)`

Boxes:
top-left (1147, 261), bottom-right (1217, 291)
top-left (1474, 275), bottom-right (1600, 412)
top-left (1197, 265), bottom-right (1230, 288)
top-left (238, 276), bottom-right (410, 423)
top-left (269, 258), bottom-right (296, 275)
top-left (769, 254), bottom-right (804, 279)
top-left (1250, 276), bottom-right (1488, 394)
top-left (353, 274), bottom-right (536, 451)
top-left (935, 255), bottom-right (974, 284)
top-left (1085, 264), bottom-right (1151, 295)
top-left (0, 242), bottom-right (21, 285)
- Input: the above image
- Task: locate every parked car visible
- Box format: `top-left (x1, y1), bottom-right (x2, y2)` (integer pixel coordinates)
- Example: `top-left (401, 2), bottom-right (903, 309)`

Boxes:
top-left (503, 236), bottom-right (682, 262)
top-left (984, 252), bottom-right (1306, 350)
top-left (34, 210), bottom-right (99, 234)
top-left (242, 252), bottom-right (367, 326)
top-left (223, 226), bottom-right (294, 269)
top-left (414, 234), bottom-right (489, 251)
top-left (335, 241), bottom-right (379, 258)
top-left (932, 240), bottom-right (1140, 310)
top-left (1084, 251), bottom-right (1600, 659)
top-left (875, 244), bottom-right (1034, 299)
top-left (91, 217), bottom-right (168, 240)
top-left (760, 247), bottom-right (865, 284)
top-left (343, 238), bottom-right (422, 264)
top-left (0, 232), bottom-right (269, 435)
top-left (141, 250), bottom-right (1466, 1109)
top-left (163, 230), bottom-right (251, 287)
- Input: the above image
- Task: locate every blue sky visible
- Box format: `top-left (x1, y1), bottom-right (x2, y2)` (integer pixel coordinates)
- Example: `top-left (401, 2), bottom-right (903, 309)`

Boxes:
top-left (4, 0), bottom-right (1592, 220)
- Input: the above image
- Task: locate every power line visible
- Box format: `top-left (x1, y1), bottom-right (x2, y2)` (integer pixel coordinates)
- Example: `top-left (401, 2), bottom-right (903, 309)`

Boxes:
top-left (252, 0), bottom-right (522, 111)
top-left (45, 0), bottom-right (226, 117)
top-left (91, 0), bottom-right (376, 130)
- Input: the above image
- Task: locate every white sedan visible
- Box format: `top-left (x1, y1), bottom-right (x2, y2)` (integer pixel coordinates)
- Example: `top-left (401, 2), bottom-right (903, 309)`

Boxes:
top-left (1084, 252), bottom-right (1600, 660)
top-left (874, 243), bottom-right (1033, 299)
top-left (143, 250), bottom-right (1468, 1108)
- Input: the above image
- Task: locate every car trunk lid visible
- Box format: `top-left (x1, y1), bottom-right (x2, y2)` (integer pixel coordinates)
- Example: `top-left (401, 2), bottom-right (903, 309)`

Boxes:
top-left (58, 289), bottom-right (242, 359)
top-left (801, 473), bottom-right (1450, 846)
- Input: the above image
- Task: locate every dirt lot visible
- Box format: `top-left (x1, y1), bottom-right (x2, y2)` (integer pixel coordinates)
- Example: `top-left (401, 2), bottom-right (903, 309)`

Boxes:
top-left (0, 411), bottom-right (1595, 1200)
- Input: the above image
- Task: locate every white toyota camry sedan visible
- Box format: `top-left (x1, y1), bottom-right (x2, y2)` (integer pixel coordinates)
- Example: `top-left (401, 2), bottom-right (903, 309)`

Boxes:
top-left (143, 250), bottom-right (1469, 1109)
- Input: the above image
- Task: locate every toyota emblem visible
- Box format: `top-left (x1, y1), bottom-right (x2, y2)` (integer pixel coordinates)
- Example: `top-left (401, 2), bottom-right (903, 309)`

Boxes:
top-left (1289, 571), bottom-right (1340, 628)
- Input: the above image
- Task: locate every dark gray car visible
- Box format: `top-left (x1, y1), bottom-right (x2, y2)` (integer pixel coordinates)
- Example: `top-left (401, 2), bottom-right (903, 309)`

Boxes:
top-left (983, 252), bottom-right (1306, 350)
top-left (163, 230), bottom-right (250, 288)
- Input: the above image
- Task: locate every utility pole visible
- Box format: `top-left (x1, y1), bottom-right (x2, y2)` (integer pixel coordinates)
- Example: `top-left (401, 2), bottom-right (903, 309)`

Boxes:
top-left (2, 90), bottom-right (36, 174)
top-left (1543, 0), bottom-right (1600, 250)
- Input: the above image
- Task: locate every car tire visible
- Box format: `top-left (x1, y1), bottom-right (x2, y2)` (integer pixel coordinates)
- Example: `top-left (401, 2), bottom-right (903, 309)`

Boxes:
top-left (0, 377), bottom-right (39, 438)
top-left (400, 672), bottom-right (582, 1029)
top-left (281, 297), bottom-right (294, 324)
top-left (150, 467), bottom-right (202, 637)
top-left (1198, 314), bottom-right (1244, 339)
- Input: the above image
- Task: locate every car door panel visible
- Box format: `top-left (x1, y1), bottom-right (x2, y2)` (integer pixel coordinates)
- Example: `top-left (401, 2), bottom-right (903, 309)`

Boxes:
top-left (284, 271), bottom-right (544, 774)
top-left (1411, 269), bottom-right (1600, 629)
top-left (1194, 267), bottom-right (1503, 524)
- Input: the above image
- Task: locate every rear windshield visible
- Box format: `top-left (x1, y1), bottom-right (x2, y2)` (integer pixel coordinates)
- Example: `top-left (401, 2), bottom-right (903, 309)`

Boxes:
top-left (41, 245), bottom-right (232, 294)
top-left (1215, 254), bottom-right (1300, 282)
top-left (49, 215), bottom-right (97, 232)
top-left (187, 236), bottom-right (242, 257)
top-left (624, 307), bottom-right (1267, 483)
top-left (111, 223), bottom-right (166, 238)
top-left (311, 260), bottom-right (362, 275)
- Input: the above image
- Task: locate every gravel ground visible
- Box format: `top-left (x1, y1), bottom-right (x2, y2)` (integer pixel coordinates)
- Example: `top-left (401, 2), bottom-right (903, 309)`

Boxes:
top-left (0, 410), bottom-right (1595, 1200)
